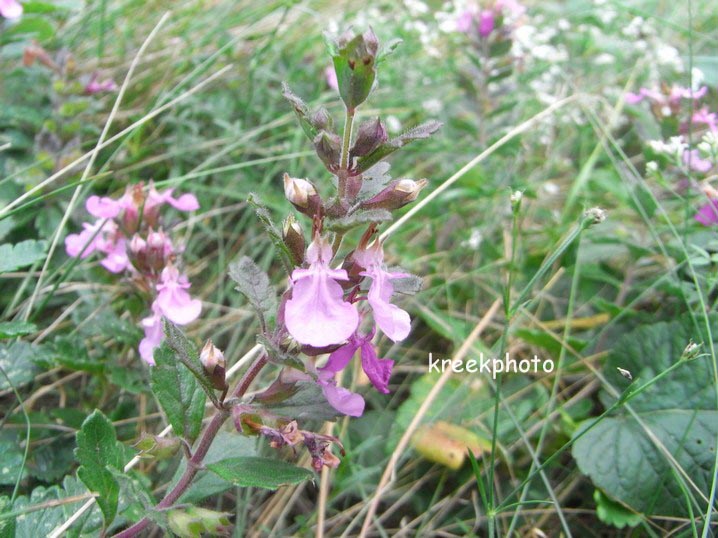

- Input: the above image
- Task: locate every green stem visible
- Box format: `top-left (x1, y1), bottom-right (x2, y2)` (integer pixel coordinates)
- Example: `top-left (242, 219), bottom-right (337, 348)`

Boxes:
top-left (340, 107), bottom-right (355, 171)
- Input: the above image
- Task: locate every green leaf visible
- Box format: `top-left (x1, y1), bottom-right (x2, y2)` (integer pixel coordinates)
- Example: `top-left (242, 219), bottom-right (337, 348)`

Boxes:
top-left (355, 120), bottom-right (442, 172)
top-left (252, 380), bottom-right (341, 422)
top-left (74, 410), bottom-right (126, 526)
top-left (163, 320), bottom-right (221, 408)
top-left (178, 432), bottom-right (256, 504)
top-left (247, 193), bottom-right (292, 272)
top-left (573, 314), bottom-right (718, 517)
top-left (228, 256), bottom-right (277, 320)
top-left (593, 489), bottom-right (642, 529)
top-left (150, 341), bottom-right (206, 443)
top-left (331, 29), bottom-right (379, 111)
top-left (2, 16), bottom-right (55, 42)
top-left (0, 322), bottom-right (36, 339)
top-left (325, 209), bottom-right (392, 232)
top-left (0, 341), bottom-right (38, 391)
top-left (0, 240), bottom-right (47, 273)
top-left (206, 457), bottom-right (313, 490)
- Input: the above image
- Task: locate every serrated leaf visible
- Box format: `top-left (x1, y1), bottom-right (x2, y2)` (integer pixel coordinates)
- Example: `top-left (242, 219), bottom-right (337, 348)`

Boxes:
top-left (74, 410), bottom-right (126, 526)
top-left (150, 341), bottom-right (206, 443)
top-left (326, 209), bottom-right (392, 232)
top-left (206, 457), bottom-right (313, 490)
top-left (0, 322), bottom-right (36, 339)
top-left (573, 314), bottom-right (718, 517)
top-left (228, 256), bottom-right (277, 320)
top-left (0, 240), bottom-right (47, 273)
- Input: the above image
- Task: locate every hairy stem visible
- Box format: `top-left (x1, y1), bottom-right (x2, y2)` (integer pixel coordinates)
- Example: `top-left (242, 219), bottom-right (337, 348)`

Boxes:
top-left (339, 107), bottom-right (355, 171)
top-left (112, 354), bottom-right (268, 538)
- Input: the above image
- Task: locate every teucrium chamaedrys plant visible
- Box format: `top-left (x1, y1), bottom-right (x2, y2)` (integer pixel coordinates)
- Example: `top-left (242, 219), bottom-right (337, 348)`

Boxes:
top-left (68, 29), bottom-right (440, 537)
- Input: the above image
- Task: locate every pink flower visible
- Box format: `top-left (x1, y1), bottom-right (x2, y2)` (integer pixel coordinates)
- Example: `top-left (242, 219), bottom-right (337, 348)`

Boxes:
top-left (325, 66), bottom-right (338, 91)
top-left (456, 9), bottom-right (476, 33)
top-left (322, 331), bottom-right (394, 394)
top-left (65, 219), bottom-right (107, 259)
top-left (496, 0), bottom-right (526, 17)
top-left (683, 149), bottom-right (713, 173)
top-left (84, 74), bottom-right (118, 95)
top-left (285, 234), bottom-right (359, 347)
top-left (146, 184), bottom-right (200, 213)
top-left (155, 264), bottom-right (202, 325)
top-left (625, 85), bottom-right (707, 107)
top-left (355, 240), bottom-right (411, 342)
top-left (99, 235), bottom-right (130, 273)
top-left (139, 304), bottom-right (163, 364)
top-left (478, 10), bottom-right (495, 37)
top-left (318, 372), bottom-right (365, 417)
top-left (693, 108), bottom-right (718, 133)
top-left (695, 199), bottom-right (718, 226)
top-left (0, 0), bottom-right (22, 19)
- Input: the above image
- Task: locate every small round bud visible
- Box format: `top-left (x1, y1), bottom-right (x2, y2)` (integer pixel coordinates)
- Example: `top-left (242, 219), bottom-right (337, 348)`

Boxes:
top-left (584, 207), bottom-right (607, 226)
top-left (200, 340), bottom-right (227, 391)
top-left (283, 173), bottom-right (322, 217)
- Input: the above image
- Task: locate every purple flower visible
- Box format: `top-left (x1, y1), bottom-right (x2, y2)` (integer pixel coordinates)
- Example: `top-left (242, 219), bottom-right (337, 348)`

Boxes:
top-left (695, 199), bottom-right (718, 226)
top-left (155, 264), bottom-right (202, 325)
top-left (683, 149), bottom-right (713, 173)
top-left (322, 331), bottom-right (395, 394)
top-left (64, 219), bottom-right (107, 259)
top-left (355, 240), bottom-right (411, 342)
top-left (84, 74), bottom-right (118, 95)
top-left (146, 184), bottom-right (200, 213)
top-left (99, 235), bottom-right (130, 273)
top-left (693, 108), bottom-right (718, 133)
top-left (139, 304), bottom-right (163, 365)
top-left (625, 85), bottom-right (707, 108)
top-left (318, 373), bottom-right (365, 417)
top-left (0, 0), bottom-right (22, 19)
top-left (285, 234), bottom-right (359, 347)
top-left (478, 10), bottom-right (495, 37)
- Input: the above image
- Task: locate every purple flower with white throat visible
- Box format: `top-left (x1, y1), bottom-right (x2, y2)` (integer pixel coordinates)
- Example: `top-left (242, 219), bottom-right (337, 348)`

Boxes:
top-left (155, 264), bottom-right (202, 325)
top-left (354, 240), bottom-right (411, 342)
top-left (285, 233), bottom-right (359, 347)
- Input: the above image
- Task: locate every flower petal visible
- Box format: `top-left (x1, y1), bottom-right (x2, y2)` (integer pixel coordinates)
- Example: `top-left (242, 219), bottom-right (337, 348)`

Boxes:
top-left (285, 270), bottom-right (359, 347)
top-left (321, 382), bottom-right (365, 417)
top-left (166, 192), bottom-right (199, 212)
top-left (86, 195), bottom-right (122, 219)
top-left (360, 341), bottom-right (394, 394)
top-left (367, 272), bottom-right (411, 342)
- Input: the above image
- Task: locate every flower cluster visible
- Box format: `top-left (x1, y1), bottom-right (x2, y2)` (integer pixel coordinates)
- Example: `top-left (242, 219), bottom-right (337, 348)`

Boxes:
top-left (456, 0), bottom-right (525, 38)
top-left (625, 79), bottom-right (718, 225)
top-left (65, 182), bottom-right (201, 363)
top-left (267, 29), bottom-right (438, 419)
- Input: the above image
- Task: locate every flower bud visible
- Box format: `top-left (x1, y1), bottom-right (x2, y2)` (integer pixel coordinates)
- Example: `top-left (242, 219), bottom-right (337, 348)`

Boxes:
top-left (133, 432), bottom-right (181, 460)
top-left (360, 179), bottom-right (428, 210)
top-left (331, 28), bottom-right (379, 111)
top-left (200, 340), bottom-right (227, 391)
top-left (313, 130), bottom-right (341, 171)
top-left (283, 173), bottom-right (322, 216)
top-left (145, 229), bottom-right (173, 272)
top-left (583, 207), bottom-right (607, 226)
top-left (282, 215), bottom-right (305, 266)
top-left (350, 117), bottom-right (387, 158)
top-left (310, 107), bottom-right (333, 132)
